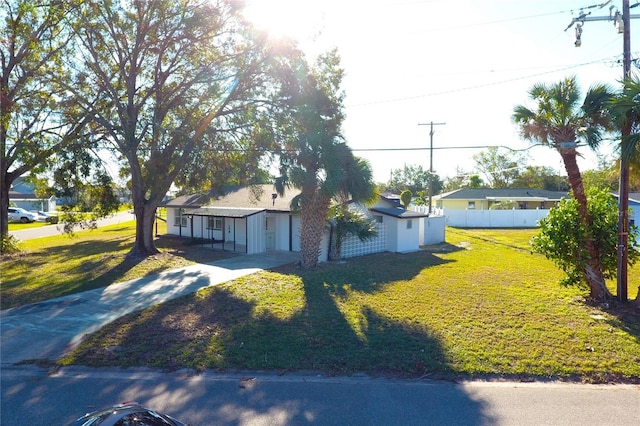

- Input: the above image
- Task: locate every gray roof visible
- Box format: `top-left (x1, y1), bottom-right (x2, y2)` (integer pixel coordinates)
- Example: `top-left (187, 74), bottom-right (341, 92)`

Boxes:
top-left (162, 194), bottom-right (205, 208)
top-left (185, 207), bottom-right (264, 218)
top-left (370, 207), bottom-right (429, 219)
top-left (434, 188), bottom-right (568, 201)
top-left (612, 192), bottom-right (640, 203)
top-left (8, 191), bottom-right (38, 200)
top-left (162, 185), bottom-right (300, 212)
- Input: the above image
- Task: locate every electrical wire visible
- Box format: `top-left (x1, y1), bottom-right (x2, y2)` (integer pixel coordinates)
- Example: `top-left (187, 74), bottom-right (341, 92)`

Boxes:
top-left (345, 53), bottom-right (633, 108)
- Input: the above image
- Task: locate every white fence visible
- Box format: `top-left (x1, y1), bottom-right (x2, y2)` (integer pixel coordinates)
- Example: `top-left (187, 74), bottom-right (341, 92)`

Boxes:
top-left (421, 215), bottom-right (446, 244)
top-left (442, 208), bottom-right (549, 228)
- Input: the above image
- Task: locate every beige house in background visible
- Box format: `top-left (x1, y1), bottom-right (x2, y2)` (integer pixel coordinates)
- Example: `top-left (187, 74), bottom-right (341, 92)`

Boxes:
top-left (432, 188), bottom-right (569, 228)
top-left (433, 188), bottom-right (568, 211)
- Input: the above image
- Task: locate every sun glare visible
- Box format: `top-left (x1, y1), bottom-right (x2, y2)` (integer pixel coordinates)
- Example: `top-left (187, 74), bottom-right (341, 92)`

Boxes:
top-left (242, 0), bottom-right (325, 43)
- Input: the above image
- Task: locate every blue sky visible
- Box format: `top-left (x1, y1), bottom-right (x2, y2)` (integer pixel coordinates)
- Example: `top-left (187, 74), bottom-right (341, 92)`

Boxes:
top-left (244, 0), bottom-right (637, 183)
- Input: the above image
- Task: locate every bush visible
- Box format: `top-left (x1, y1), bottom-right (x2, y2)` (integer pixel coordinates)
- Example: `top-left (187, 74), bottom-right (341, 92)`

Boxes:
top-left (531, 188), bottom-right (639, 289)
top-left (0, 234), bottom-right (22, 255)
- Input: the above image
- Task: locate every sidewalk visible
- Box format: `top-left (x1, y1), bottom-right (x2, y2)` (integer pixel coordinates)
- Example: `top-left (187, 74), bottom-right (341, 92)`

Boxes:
top-left (0, 251), bottom-right (299, 364)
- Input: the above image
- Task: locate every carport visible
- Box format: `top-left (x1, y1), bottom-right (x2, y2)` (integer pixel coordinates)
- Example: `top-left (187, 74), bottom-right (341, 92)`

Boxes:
top-left (183, 206), bottom-right (266, 254)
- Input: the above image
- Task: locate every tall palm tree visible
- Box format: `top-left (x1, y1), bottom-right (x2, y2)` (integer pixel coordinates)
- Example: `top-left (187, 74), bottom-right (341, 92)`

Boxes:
top-left (275, 50), bottom-right (369, 269)
top-left (608, 76), bottom-right (640, 304)
top-left (609, 76), bottom-right (640, 177)
top-left (512, 76), bottom-right (614, 301)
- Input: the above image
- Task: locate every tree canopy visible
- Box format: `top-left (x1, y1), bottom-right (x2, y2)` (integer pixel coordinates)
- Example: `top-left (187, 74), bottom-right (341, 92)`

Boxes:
top-left (0, 0), bottom-right (86, 249)
top-left (65, 0), bottom-right (287, 256)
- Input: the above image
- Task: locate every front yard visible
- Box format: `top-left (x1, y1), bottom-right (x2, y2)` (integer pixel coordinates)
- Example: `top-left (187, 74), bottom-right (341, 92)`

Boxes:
top-left (2, 225), bottom-right (639, 382)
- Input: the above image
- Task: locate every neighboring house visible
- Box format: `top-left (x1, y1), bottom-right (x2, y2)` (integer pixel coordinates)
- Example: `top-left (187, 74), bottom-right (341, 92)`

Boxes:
top-left (433, 188), bottom-right (568, 228)
top-left (162, 185), bottom-right (444, 262)
top-left (630, 193), bottom-right (640, 227)
top-left (8, 177), bottom-right (56, 212)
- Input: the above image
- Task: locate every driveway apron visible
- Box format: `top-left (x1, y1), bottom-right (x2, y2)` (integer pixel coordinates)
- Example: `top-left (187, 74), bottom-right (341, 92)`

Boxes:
top-left (0, 251), bottom-right (298, 364)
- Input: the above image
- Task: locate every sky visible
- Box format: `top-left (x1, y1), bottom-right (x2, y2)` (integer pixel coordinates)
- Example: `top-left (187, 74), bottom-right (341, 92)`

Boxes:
top-left (243, 0), bottom-right (638, 183)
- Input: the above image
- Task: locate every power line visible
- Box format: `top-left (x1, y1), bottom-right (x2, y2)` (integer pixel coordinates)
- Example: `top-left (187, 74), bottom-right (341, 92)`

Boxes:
top-left (352, 144), bottom-right (541, 152)
top-left (345, 54), bottom-right (632, 108)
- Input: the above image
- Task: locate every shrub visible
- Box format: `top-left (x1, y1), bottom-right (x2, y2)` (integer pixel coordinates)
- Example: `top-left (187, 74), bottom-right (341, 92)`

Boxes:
top-left (531, 188), bottom-right (639, 289)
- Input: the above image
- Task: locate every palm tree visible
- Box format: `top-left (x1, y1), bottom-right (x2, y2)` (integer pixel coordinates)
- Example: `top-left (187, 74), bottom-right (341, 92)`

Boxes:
top-left (328, 155), bottom-right (378, 261)
top-left (609, 77), bottom-right (640, 178)
top-left (608, 76), bottom-right (640, 304)
top-left (512, 76), bottom-right (614, 301)
top-left (275, 50), bottom-right (375, 268)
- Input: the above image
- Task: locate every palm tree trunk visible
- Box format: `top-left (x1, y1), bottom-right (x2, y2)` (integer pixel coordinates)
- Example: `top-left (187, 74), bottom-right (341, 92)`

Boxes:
top-left (560, 150), bottom-right (613, 301)
top-left (299, 191), bottom-right (330, 269)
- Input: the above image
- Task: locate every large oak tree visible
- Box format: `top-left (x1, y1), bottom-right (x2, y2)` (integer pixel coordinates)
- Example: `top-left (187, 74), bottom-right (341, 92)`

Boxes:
top-left (0, 0), bottom-right (84, 251)
top-left (67, 0), bottom-right (279, 257)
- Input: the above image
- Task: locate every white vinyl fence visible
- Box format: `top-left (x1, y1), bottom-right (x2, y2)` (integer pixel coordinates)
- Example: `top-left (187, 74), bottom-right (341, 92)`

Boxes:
top-left (442, 208), bottom-right (549, 228)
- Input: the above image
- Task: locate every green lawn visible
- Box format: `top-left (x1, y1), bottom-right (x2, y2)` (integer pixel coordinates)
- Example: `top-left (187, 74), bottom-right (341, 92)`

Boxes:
top-left (9, 226), bottom-right (629, 383)
top-left (7, 221), bottom-right (50, 231)
top-left (0, 221), bottom-right (236, 309)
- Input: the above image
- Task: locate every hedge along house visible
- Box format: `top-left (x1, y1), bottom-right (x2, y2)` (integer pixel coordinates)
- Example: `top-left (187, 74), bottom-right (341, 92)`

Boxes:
top-left (162, 185), bottom-right (436, 262)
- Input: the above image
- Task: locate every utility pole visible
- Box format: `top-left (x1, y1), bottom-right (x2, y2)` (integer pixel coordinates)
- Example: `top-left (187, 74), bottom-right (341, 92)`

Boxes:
top-left (418, 121), bottom-right (445, 214)
top-left (618, 0), bottom-right (632, 302)
top-left (566, 1), bottom-right (637, 302)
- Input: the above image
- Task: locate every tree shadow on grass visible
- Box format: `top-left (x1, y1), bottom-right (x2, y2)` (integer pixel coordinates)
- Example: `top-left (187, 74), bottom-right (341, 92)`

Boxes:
top-left (1, 233), bottom-right (240, 309)
top-left (62, 271), bottom-right (492, 425)
top-left (603, 302), bottom-right (640, 344)
top-left (286, 250), bottom-right (457, 296)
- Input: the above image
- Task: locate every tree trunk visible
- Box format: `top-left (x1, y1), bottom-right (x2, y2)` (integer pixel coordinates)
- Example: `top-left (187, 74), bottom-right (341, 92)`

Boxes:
top-left (299, 191), bottom-right (330, 269)
top-left (0, 175), bottom-right (11, 249)
top-left (128, 201), bottom-right (160, 258)
top-left (560, 150), bottom-right (613, 301)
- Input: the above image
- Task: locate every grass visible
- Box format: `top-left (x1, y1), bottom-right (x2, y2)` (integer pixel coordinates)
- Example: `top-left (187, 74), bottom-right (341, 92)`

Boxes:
top-left (0, 221), bottom-right (236, 309)
top-left (7, 221), bottom-right (50, 231)
top-left (27, 227), bottom-right (636, 383)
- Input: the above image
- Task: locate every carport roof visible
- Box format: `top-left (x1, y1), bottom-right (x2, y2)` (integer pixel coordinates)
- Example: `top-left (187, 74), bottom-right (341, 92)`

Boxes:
top-left (184, 206), bottom-right (265, 218)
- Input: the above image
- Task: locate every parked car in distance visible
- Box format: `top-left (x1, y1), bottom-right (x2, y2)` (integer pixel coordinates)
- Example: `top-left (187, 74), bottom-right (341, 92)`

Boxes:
top-left (69, 402), bottom-right (187, 426)
top-left (7, 207), bottom-right (38, 223)
top-left (31, 210), bottom-right (59, 224)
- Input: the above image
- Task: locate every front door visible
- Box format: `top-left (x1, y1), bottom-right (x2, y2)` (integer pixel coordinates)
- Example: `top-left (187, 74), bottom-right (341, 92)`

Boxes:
top-left (265, 216), bottom-right (275, 251)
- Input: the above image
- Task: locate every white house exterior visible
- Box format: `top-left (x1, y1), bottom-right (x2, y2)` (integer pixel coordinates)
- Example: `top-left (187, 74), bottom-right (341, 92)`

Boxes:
top-left (164, 188), bottom-right (300, 255)
top-left (162, 186), bottom-right (444, 262)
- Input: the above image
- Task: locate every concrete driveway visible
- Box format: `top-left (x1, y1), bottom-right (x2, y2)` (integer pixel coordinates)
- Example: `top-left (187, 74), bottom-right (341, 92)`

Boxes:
top-left (0, 251), bottom-right (299, 364)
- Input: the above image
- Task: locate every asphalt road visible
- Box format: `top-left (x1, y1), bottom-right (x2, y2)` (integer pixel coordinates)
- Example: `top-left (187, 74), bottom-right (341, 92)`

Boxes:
top-left (2, 365), bottom-right (639, 426)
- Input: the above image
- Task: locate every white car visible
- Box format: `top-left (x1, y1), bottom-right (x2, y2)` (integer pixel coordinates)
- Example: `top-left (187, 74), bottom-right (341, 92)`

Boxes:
top-left (30, 210), bottom-right (59, 224)
top-left (8, 207), bottom-right (38, 223)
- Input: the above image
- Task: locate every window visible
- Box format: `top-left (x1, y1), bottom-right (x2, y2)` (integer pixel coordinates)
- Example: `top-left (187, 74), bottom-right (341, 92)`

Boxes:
top-left (174, 210), bottom-right (187, 227)
top-left (468, 201), bottom-right (476, 209)
top-left (406, 219), bottom-right (412, 229)
top-left (373, 215), bottom-right (383, 223)
top-left (207, 217), bottom-right (223, 230)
